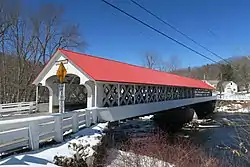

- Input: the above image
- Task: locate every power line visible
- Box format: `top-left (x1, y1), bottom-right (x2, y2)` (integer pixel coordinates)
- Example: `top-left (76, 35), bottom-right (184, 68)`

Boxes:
top-left (102, 0), bottom-right (245, 83)
top-left (101, 0), bottom-right (218, 64)
top-left (130, 0), bottom-right (249, 79)
top-left (129, 0), bottom-right (248, 82)
top-left (129, 0), bottom-right (232, 65)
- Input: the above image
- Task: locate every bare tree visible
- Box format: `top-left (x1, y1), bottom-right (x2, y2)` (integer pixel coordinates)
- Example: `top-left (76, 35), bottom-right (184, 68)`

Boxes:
top-left (142, 53), bottom-right (181, 73)
top-left (0, 2), bottom-right (85, 103)
top-left (143, 52), bottom-right (159, 69)
top-left (239, 64), bottom-right (250, 92)
top-left (165, 55), bottom-right (181, 72)
top-left (0, 0), bottom-right (18, 103)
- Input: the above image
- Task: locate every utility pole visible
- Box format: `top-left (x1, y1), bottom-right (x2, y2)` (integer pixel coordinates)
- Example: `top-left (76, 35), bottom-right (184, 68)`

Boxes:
top-left (220, 73), bottom-right (222, 98)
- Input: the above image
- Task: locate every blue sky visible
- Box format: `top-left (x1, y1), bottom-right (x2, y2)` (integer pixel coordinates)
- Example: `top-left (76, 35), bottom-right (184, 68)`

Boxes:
top-left (26, 0), bottom-right (250, 68)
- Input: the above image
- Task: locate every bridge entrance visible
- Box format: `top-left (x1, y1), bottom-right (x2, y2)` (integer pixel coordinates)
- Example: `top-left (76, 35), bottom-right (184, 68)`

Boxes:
top-left (36, 74), bottom-right (94, 113)
top-left (36, 74), bottom-right (89, 113)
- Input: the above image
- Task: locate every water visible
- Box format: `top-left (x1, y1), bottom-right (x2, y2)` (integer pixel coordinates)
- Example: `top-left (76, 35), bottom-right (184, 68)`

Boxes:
top-left (180, 112), bottom-right (250, 166)
top-left (114, 113), bottom-right (250, 166)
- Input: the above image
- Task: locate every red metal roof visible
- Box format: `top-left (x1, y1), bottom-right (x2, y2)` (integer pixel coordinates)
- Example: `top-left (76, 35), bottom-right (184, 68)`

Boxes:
top-left (59, 49), bottom-right (214, 89)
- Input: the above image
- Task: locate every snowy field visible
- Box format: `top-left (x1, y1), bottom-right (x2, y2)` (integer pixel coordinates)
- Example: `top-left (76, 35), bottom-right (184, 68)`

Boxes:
top-left (216, 101), bottom-right (250, 113)
top-left (0, 123), bottom-right (108, 167)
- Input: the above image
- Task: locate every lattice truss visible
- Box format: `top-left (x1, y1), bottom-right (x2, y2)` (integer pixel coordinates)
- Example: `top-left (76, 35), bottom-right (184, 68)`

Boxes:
top-left (102, 83), bottom-right (212, 107)
top-left (135, 85), bottom-right (147, 104)
top-left (158, 86), bottom-right (166, 101)
top-left (65, 85), bottom-right (87, 104)
top-left (147, 86), bottom-right (157, 102)
top-left (172, 87), bottom-right (178, 99)
top-left (103, 84), bottom-right (118, 107)
top-left (194, 88), bottom-right (211, 97)
top-left (166, 87), bottom-right (173, 100)
top-left (120, 84), bottom-right (134, 105)
top-left (185, 88), bottom-right (193, 98)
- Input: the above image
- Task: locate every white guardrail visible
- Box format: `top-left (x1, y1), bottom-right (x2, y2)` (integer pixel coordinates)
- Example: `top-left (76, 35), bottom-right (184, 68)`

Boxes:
top-left (217, 94), bottom-right (250, 100)
top-left (0, 102), bottom-right (36, 117)
top-left (0, 108), bottom-right (97, 154)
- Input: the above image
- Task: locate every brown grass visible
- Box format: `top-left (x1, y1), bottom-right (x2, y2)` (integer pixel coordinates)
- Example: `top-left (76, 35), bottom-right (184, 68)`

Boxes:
top-left (107, 130), bottom-right (222, 167)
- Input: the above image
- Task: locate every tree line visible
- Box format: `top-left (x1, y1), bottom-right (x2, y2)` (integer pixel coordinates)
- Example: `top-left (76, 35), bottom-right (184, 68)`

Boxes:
top-left (143, 53), bottom-right (250, 91)
top-left (0, 0), bottom-right (84, 103)
top-left (1, 0), bottom-right (249, 103)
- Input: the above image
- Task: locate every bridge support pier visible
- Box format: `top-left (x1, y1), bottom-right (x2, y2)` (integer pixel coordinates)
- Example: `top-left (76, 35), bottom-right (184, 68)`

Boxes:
top-left (190, 100), bottom-right (216, 119)
top-left (153, 107), bottom-right (195, 131)
top-left (153, 100), bottom-right (216, 131)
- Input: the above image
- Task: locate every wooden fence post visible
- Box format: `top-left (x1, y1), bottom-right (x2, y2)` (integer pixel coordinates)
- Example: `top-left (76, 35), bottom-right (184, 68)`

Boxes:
top-left (72, 111), bottom-right (79, 133)
top-left (29, 102), bottom-right (33, 113)
top-left (54, 115), bottom-right (63, 142)
top-left (85, 109), bottom-right (91, 127)
top-left (28, 121), bottom-right (39, 150)
top-left (18, 103), bottom-right (22, 112)
top-left (92, 108), bottom-right (98, 124)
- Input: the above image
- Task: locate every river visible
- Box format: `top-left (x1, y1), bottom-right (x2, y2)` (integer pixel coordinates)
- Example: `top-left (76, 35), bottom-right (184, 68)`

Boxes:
top-left (187, 112), bottom-right (250, 166)
top-left (110, 112), bottom-right (250, 167)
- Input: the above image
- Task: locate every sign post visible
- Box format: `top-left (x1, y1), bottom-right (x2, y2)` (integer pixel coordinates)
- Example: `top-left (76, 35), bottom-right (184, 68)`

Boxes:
top-left (58, 83), bottom-right (65, 113)
top-left (56, 62), bottom-right (67, 113)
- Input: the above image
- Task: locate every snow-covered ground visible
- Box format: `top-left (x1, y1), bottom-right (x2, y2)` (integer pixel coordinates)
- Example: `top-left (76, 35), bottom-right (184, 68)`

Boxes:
top-left (139, 115), bottom-right (154, 120)
top-left (106, 149), bottom-right (174, 167)
top-left (216, 102), bottom-right (250, 113)
top-left (0, 122), bottom-right (108, 167)
top-left (217, 93), bottom-right (250, 101)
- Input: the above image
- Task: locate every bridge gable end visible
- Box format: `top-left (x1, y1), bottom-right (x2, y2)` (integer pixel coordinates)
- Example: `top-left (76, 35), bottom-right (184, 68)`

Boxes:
top-left (33, 50), bottom-right (93, 86)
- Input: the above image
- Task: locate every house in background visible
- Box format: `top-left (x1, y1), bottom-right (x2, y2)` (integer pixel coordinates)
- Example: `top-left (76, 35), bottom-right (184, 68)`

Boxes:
top-left (218, 81), bottom-right (238, 94)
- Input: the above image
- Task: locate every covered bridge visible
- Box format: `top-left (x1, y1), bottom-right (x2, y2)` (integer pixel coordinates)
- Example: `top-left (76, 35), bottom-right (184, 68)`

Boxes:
top-left (33, 49), bottom-right (215, 121)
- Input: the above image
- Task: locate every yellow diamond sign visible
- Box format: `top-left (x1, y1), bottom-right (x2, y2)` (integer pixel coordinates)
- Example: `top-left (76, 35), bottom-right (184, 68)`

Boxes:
top-left (56, 62), bottom-right (67, 83)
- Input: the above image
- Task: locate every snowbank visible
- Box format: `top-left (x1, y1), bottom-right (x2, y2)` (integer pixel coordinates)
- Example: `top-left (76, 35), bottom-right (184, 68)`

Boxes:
top-left (0, 122), bottom-right (108, 167)
top-left (217, 93), bottom-right (250, 101)
top-left (216, 103), bottom-right (250, 113)
top-left (139, 115), bottom-right (154, 120)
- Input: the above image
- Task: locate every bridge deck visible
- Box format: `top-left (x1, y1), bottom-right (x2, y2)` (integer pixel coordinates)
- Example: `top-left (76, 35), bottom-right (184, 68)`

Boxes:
top-left (98, 96), bottom-right (216, 121)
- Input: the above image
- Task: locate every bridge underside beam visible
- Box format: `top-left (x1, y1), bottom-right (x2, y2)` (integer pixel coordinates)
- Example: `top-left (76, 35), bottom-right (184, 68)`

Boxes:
top-left (98, 96), bottom-right (216, 122)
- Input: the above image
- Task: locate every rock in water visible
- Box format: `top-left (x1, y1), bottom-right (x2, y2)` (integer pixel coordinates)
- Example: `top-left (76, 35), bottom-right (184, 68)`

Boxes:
top-left (221, 118), bottom-right (234, 126)
top-left (192, 110), bottom-right (198, 120)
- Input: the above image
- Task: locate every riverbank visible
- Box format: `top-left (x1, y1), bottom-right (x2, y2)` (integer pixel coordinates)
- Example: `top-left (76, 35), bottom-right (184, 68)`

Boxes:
top-left (216, 100), bottom-right (250, 113)
top-left (102, 118), bottom-right (223, 167)
top-left (102, 110), bottom-right (250, 167)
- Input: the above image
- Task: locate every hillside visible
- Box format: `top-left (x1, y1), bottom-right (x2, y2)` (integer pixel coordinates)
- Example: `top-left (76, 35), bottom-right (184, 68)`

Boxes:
top-left (172, 56), bottom-right (250, 90)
